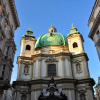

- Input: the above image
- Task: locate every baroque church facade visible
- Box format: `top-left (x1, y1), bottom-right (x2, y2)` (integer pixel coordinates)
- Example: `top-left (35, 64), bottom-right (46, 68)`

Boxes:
top-left (12, 25), bottom-right (95, 100)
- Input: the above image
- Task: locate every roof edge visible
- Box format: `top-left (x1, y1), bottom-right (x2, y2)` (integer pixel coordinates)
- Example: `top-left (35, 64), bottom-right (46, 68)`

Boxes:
top-left (9, 0), bottom-right (20, 28)
top-left (88, 0), bottom-right (100, 26)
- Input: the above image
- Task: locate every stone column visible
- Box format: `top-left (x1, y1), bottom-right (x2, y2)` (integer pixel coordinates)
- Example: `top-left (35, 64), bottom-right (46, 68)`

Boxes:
top-left (31, 91), bottom-right (34, 100)
top-left (68, 89), bottom-right (75, 100)
top-left (86, 88), bottom-right (94, 100)
top-left (38, 59), bottom-right (42, 79)
top-left (16, 91), bottom-right (21, 100)
top-left (17, 62), bottom-right (22, 80)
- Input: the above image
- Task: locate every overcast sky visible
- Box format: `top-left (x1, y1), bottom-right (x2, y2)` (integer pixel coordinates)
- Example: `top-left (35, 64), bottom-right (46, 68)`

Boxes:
top-left (11, 0), bottom-right (99, 93)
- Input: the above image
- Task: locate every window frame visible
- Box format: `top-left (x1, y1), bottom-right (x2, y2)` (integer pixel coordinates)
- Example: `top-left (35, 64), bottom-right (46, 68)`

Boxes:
top-left (73, 42), bottom-right (78, 48)
top-left (45, 62), bottom-right (58, 77)
top-left (97, 30), bottom-right (100, 38)
top-left (26, 45), bottom-right (31, 50)
top-left (47, 64), bottom-right (56, 77)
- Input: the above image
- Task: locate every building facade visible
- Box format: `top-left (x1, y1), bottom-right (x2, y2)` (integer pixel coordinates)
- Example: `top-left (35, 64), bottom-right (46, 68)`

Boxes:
top-left (12, 25), bottom-right (95, 100)
top-left (0, 0), bottom-right (20, 100)
top-left (88, 0), bottom-right (100, 60)
top-left (88, 0), bottom-right (100, 99)
top-left (95, 77), bottom-right (100, 100)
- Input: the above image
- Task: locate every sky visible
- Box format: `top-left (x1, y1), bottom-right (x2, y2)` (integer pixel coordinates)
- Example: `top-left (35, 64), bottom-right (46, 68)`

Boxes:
top-left (11, 0), bottom-right (100, 92)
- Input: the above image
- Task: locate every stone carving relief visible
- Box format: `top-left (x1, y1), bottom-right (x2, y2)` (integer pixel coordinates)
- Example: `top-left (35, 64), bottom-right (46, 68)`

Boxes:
top-left (76, 62), bottom-right (81, 73)
top-left (73, 60), bottom-right (82, 73)
top-left (24, 65), bottom-right (30, 75)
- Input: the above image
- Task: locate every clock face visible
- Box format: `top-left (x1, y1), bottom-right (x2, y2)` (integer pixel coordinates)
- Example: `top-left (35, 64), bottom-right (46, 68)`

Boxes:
top-left (49, 57), bottom-right (54, 61)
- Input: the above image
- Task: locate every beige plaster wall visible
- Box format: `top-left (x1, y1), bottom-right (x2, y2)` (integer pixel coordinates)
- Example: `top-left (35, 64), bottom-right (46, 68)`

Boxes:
top-left (20, 39), bottom-right (35, 57)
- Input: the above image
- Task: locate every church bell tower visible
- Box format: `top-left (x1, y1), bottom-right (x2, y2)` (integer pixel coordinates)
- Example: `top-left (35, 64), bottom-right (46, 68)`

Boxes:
top-left (67, 25), bottom-right (85, 55)
top-left (17, 29), bottom-right (36, 81)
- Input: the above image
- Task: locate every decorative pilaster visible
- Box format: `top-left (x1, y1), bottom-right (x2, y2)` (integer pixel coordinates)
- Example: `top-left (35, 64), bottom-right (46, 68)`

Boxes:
top-left (61, 57), bottom-right (66, 78)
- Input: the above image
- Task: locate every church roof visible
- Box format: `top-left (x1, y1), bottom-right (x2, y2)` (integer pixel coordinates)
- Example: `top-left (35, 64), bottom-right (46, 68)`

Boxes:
top-left (67, 24), bottom-right (80, 36)
top-left (23, 28), bottom-right (35, 38)
top-left (35, 25), bottom-right (68, 49)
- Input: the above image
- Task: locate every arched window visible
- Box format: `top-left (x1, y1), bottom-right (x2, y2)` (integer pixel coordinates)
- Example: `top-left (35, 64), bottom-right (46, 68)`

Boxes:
top-left (26, 45), bottom-right (31, 50)
top-left (80, 94), bottom-right (86, 100)
top-left (73, 42), bottom-right (78, 48)
top-left (47, 64), bottom-right (56, 76)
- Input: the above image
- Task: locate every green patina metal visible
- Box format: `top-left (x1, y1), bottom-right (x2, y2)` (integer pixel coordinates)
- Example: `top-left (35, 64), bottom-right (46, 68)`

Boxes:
top-left (67, 25), bottom-right (80, 36)
top-left (23, 28), bottom-right (35, 38)
top-left (35, 32), bottom-right (68, 48)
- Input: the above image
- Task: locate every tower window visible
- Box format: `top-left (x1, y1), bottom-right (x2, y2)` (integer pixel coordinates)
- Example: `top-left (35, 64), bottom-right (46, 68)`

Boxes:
top-left (26, 45), bottom-right (31, 50)
top-left (47, 64), bottom-right (56, 76)
top-left (73, 42), bottom-right (78, 48)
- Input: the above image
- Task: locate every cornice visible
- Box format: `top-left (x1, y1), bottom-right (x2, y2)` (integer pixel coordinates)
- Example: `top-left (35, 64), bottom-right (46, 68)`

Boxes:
top-left (95, 82), bottom-right (100, 88)
top-left (88, 11), bottom-right (100, 39)
top-left (12, 78), bottom-right (77, 88)
top-left (9, 0), bottom-right (20, 28)
top-left (76, 78), bottom-right (95, 86)
top-left (71, 53), bottom-right (89, 61)
top-left (17, 56), bottom-right (33, 64)
top-left (88, 0), bottom-right (100, 26)
top-left (20, 37), bottom-right (36, 46)
top-left (12, 78), bottom-right (95, 88)
top-left (32, 52), bottom-right (72, 58)
top-left (0, 80), bottom-right (11, 90)
top-left (67, 33), bottom-right (84, 42)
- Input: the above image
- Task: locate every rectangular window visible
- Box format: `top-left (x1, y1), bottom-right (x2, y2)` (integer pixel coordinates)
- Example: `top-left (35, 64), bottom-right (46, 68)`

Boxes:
top-left (2, 65), bottom-right (6, 76)
top-left (0, 15), bottom-right (2, 21)
top-left (97, 30), bottom-right (100, 38)
top-left (6, 46), bottom-right (9, 56)
top-left (2, 71), bottom-right (4, 76)
top-left (3, 65), bottom-right (5, 70)
top-left (48, 64), bottom-right (56, 76)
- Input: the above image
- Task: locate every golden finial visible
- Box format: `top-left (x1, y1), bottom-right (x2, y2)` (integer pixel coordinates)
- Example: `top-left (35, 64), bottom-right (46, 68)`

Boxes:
top-left (51, 24), bottom-right (53, 27)
top-left (29, 28), bottom-right (31, 31)
top-left (72, 23), bottom-right (74, 27)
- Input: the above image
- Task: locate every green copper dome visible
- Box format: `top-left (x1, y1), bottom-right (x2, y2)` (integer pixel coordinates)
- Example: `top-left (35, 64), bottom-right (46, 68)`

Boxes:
top-left (35, 25), bottom-right (68, 49)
